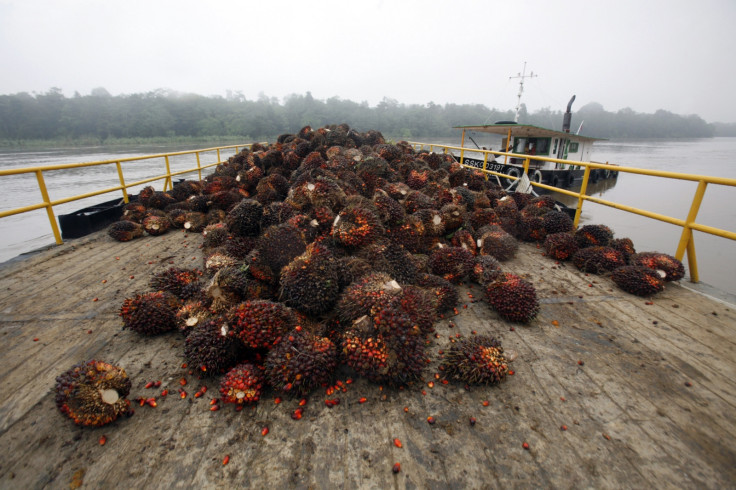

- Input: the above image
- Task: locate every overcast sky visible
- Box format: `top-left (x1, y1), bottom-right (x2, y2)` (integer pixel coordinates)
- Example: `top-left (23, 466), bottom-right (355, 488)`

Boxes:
top-left (1, 0), bottom-right (735, 122)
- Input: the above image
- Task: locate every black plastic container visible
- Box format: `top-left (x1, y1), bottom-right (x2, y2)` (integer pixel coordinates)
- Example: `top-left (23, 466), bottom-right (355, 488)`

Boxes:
top-left (59, 197), bottom-right (126, 239)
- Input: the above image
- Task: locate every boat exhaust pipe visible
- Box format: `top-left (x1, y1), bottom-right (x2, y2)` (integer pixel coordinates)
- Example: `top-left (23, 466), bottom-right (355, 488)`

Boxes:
top-left (562, 95), bottom-right (576, 133)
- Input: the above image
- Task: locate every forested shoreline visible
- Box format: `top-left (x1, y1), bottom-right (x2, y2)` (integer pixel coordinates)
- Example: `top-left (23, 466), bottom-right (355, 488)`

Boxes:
top-left (1, 88), bottom-right (731, 147)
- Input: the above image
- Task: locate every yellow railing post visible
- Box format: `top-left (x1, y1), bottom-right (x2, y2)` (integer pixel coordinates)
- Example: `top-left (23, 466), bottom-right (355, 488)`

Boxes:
top-left (115, 161), bottom-right (130, 203)
top-left (482, 152), bottom-right (489, 180)
top-left (217, 148), bottom-right (221, 163)
top-left (676, 180), bottom-right (707, 282)
top-left (195, 152), bottom-right (203, 182)
top-left (164, 155), bottom-right (172, 191)
top-left (35, 170), bottom-right (63, 244)
top-left (523, 157), bottom-right (530, 175)
top-left (573, 165), bottom-right (592, 228)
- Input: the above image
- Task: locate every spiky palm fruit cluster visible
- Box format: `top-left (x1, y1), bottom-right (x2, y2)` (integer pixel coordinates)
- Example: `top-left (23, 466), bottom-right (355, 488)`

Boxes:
top-left (120, 291), bottom-right (180, 335)
top-left (256, 224), bottom-right (307, 275)
top-left (630, 252), bottom-right (685, 281)
top-left (493, 195), bottom-right (519, 217)
top-left (122, 202), bottom-right (147, 222)
top-left (204, 251), bottom-right (239, 275)
top-left (108, 221), bottom-right (144, 241)
top-left (469, 208), bottom-right (500, 230)
top-left (149, 267), bottom-right (201, 300)
top-left (403, 190), bottom-right (436, 214)
top-left (182, 212), bottom-right (207, 233)
top-left (428, 246), bottom-right (475, 283)
top-left (575, 224), bottom-right (614, 248)
top-left (184, 316), bottom-right (245, 376)
top-left (373, 191), bottom-right (406, 226)
top-left (440, 204), bottom-right (467, 233)
top-left (370, 285), bottom-right (435, 336)
top-left (359, 242), bottom-right (418, 285)
top-left (147, 191), bottom-right (176, 210)
top-left (517, 215), bottom-right (547, 242)
top-left (406, 169), bottom-right (429, 190)
top-left (572, 246), bottom-right (626, 274)
top-left (413, 209), bottom-right (446, 237)
top-left (414, 273), bottom-right (458, 312)
top-left (341, 322), bottom-right (426, 385)
top-left (440, 336), bottom-right (509, 385)
top-left (55, 360), bottom-right (132, 427)
top-left (611, 266), bottom-right (665, 296)
top-left (542, 210), bottom-right (574, 234)
top-left (335, 257), bottom-right (374, 289)
top-left (331, 205), bottom-right (383, 248)
top-left (308, 177), bottom-right (348, 211)
top-left (450, 228), bottom-right (477, 255)
top-left (206, 266), bottom-right (250, 311)
top-left (142, 215), bottom-right (171, 236)
top-left (484, 273), bottom-right (539, 323)
top-left (610, 237), bottom-right (636, 262)
top-left (477, 226), bottom-right (519, 261)
top-left (226, 199), bottom-right (263, 237)
top-left (280, 243), bottom-right (340, 316)
top-left (219, 363), bottom-right (265, 404)
top-left (265, 328), bottom-right (338, 396)
top-left (229, 300), bottom-right (295, 350)
top-left (471, 255), bottom-right (503, 285)
top-left (202, 223), bottom-right (230, 249)
top-left (176, 300), bottom-right (212, 334)
top-left (336, 273), bottom-right (402, 323)
top-left (544, 232), bottom-right (579, 261)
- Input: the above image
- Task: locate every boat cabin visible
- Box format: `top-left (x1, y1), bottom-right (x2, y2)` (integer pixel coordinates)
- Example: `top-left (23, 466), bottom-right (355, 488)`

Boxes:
top-left (455, 123), bottom-right (603, 171)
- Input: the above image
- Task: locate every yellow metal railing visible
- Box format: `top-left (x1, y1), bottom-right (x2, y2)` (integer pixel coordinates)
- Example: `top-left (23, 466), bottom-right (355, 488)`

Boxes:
top-left (409, 142), bottom-right (736, 283)
top-left (0, 144), bottom-right (252, 245)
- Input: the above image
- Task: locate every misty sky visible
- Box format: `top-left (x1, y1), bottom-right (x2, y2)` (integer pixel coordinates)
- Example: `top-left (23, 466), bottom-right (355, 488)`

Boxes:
top-left (1, 0), bottom-right (735, 122)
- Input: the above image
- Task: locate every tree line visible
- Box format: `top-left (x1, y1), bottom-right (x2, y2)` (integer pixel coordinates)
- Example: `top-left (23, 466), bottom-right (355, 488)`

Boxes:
top-left (0, 87), bottom-right (724, 146)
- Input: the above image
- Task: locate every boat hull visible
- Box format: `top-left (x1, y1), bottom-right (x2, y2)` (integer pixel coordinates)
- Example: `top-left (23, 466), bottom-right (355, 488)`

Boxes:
top-left (459, 157), bottom-right (617, 188)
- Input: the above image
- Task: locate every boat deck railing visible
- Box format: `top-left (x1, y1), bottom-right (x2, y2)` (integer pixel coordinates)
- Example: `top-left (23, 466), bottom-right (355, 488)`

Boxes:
top-left (409, 142), bottom-right (736, 283)
top-left (0, 144), bottom-right (254, 246)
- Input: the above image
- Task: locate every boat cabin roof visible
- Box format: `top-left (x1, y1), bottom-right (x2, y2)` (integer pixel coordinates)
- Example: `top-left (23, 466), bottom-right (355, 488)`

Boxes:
top-left (454, 123), bottom-right (604, 143)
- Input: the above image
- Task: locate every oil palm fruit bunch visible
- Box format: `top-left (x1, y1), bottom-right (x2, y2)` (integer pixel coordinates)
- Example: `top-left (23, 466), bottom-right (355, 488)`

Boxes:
top-left (476, 225), bottom-right (518, 261)
top-left (630, 252), bottom-right (685, 281)
top-left (542, 210), bottom-right (574, 234)
top-left (428, 246), bottom-right (475, 284)
top-left (184, 316), bottom-right (245, 376)
top-left (331, 204), bottom-right (383, 248)
top-left (120, 291), bottom-right (180, 335)
top-left (471, 255), bottom-right (503, 285)
top-left (413, 273), bottom-right (459, 313)
top-left (484, 273), bottom-right (539, 323)
top-left (108, 220), bottom-right (144, 242)
top-left (265, 328), bottom-right (337, 397)
top-left (149, 267), bottom-right (202, 300)
top-left (55, 360), bottom-right (132, 427)
top-left (336, 272), bottom-right (402, 323)
top-left (182, 212), bottom-right (207, 233)
top-left (450, 228), bottom-right (477, 255)
top-left (440, 336), bottom-right (509, 385)
top-left (572, 246), bottom-right (626, 274)
top-left (279, 243), bottom-right (340, 316)
top-left (226, 199), bottom-right (263, 237)
top-left (219, 363), bottom-right (265, 404)
top-left (544, 232), bottom-right (579, 261)
top-left (142, 214), bottom-right (171, 236)
top-left (256, 223), bottom-right (307, 276)
top-left (517, 215), bottom-right (547, 242)
top-left (610, 237), bottom-right (636, 262)
top-left (611, 266), bottom-right (665, 296)
top-left (228, 299), bottom-right (295, 350)
top-left (575, 224), bottom-right (614, 248)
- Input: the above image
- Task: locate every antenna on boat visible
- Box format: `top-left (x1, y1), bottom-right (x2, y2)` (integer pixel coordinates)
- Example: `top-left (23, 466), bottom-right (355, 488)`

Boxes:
top-left (509, 62), bottom-right (537, 122)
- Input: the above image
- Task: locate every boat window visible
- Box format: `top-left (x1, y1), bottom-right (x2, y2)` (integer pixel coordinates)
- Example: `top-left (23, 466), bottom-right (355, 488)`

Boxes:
top-left (568, 142), bottom-right (580, 153)
top-left (552, 138), bottom-right (558, 154)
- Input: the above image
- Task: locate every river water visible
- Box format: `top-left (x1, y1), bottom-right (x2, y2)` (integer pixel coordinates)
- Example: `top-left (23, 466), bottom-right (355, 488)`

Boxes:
top-left (1, 139), bottom-right (735, 294)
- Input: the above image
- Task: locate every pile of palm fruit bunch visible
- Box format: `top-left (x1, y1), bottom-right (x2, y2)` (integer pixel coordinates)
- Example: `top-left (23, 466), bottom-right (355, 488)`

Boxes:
top-left (542, 221), bottom-right (685, 296)
top-left (105, 123), bottom-right (565, 408)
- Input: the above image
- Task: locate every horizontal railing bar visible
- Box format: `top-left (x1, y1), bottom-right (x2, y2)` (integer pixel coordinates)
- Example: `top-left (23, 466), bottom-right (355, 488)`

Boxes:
top-left (0, 144), bottom-right (248, 177)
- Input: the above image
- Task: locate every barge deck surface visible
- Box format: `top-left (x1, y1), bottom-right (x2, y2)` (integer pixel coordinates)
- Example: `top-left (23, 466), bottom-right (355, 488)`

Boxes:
top-left (0, 229), bottom-right (734, 489)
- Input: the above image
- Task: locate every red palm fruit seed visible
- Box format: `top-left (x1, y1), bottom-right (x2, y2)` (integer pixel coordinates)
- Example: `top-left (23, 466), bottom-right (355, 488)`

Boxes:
top-left (427, 416), bottom-right (436, 424)
top-left (393, 438), bottom-right (402, 448)
top-left (223, 455), bottom-right (230, 465)
top-left (392, 463), bottom-right (401, 474)
top-left (522, 442), bottom-right (530, 450)
top-left (99, 435), bottom-right (107, 446)
top-left (261, 427), bottom-right (269, 436)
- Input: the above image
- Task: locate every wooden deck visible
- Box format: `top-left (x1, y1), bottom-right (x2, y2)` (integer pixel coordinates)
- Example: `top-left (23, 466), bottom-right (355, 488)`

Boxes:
top-left (0, 228), bottom-right (734, 489)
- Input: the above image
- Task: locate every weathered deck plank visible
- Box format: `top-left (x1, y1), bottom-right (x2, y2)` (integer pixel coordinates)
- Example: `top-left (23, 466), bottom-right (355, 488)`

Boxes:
top-left (0, 229), bottom-right (734, 489)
